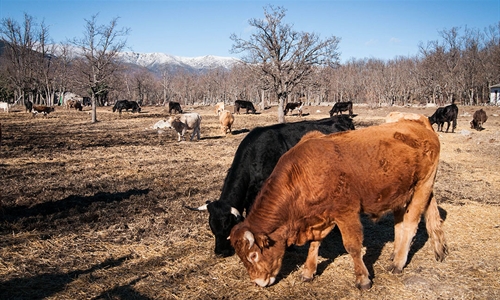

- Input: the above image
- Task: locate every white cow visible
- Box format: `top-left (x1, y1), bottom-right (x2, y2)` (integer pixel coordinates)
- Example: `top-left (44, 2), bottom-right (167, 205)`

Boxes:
top-left (154, 112), bottom-right (202, 141)
top-left (0, 102), bottom-right (12, 112)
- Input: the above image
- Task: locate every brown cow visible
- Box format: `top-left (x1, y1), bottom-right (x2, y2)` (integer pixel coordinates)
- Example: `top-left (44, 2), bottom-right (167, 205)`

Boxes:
top-left (470, 109), bottom-right (487, 131)
top-left (32, 105), bottom-right (55, 117)
top-left (230, 116), bottom-right (447, 290)
top-left (219, 110), bottom-right (234, 134)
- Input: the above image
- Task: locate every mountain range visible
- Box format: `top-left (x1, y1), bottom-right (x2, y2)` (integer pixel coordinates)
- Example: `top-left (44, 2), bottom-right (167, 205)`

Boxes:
top-left (117, 52), bottom-right (240, 75)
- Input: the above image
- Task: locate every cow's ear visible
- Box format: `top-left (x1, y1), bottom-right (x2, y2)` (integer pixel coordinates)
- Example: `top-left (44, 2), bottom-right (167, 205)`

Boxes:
top-left (247, 251), bottom-right (259, 263)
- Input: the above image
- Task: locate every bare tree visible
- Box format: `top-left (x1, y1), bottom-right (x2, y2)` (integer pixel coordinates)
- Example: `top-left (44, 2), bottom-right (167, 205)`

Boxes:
top-left (230, 5), bottom-right (340, 123)
top-left (71, 14), bottom-right (129, 122)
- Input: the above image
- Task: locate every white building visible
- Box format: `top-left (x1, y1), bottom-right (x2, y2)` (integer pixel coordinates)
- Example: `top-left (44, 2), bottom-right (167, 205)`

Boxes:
top-left (490, 83), bottom-right (500, 105)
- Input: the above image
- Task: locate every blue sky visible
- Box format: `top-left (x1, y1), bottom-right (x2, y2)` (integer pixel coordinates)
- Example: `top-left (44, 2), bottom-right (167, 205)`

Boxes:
top-left (1, 0), bottom-right (499, 62)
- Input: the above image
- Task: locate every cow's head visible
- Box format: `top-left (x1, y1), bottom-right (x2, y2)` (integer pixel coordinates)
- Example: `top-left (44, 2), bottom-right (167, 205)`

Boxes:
top-left (185, 200), bottom-right (243, 257)
top-left (230, 224), bottom-right (285, 287)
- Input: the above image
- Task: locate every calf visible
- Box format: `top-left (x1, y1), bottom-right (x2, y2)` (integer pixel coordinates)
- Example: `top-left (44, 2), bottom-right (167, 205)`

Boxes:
top-left (168, 101), bottom-right (183, 114)
top-left (154, 112), bottom-right (201, 141)
top-left (112, 100), bottom-right (141, 114)
top-left (470, 109), bottom-right (487, 131)
top-left (215, 102), bottom-right (225, 115)
top-left (32, 105), bottom-right (55, 117)
top-left (74, 101), bottom-right (83, 111)
top-left (186, 116), bottom-right (354, 257)
top-left (230, 116), bottom-right (447, 289)
top-left (329, 101), bottom-right (353, 117)
top-left (234, 100), bottom-right (256, 114)
top-left (219, 110), bottom-right (235, 134)
top-left (428, 103), bottom-right (458, 133)
top-left (284, 101), bottom-right (303, 116)
top-left (65, 99), bottom-right (77, 110)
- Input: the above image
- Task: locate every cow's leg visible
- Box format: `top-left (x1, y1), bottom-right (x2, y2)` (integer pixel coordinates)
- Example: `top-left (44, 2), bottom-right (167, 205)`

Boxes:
top-left (445, 121), bottom-right (451, 133)
top-left (336, 214), bottom-right (371, 290)
top-left (391, 207), bottom-right (405, 261)
top-left (390, 182), bottom-right (434, 273)
top-left (302, 241), bottom-right (321, 281)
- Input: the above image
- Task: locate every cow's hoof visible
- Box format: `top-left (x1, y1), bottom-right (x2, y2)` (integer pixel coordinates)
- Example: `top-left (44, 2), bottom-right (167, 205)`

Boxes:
top-left (356, 280), bottom-right (372, 290)
top-left (301, 275), bottom-right (314, 282)
top-left (388, 264), bottom-right (403, 274)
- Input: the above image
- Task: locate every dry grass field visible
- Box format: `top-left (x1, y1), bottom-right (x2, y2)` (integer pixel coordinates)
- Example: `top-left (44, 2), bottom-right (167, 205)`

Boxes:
top-left (1, 103), bottom-right (499, 299)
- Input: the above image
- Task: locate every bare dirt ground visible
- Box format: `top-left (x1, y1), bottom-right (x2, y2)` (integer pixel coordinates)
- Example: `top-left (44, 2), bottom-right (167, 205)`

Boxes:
top-left (1, 103), bottom-right (499, 299)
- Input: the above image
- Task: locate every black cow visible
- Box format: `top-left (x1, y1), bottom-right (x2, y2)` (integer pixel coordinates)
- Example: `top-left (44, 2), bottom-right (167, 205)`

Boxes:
top-left (428, 103), bottom-right (458, 133)
top-left (82, 97), bottom-right (91, 106)
top-left (470, 109), bottom-right (487, 131)
top-left (24, 99), bottom-right (33, 113)
top-left (234, 100), bottom-right (256, 114)
top-left (112, 100), bottom-right (141, 114)
top-left (284, 101), bottom-right (303, 116)
top-left (185, 115), bottom-right (355, 257)
top-left (168, 101), bottom-right (183, 114)
top-left (329, 101), bottom-right (353, 117)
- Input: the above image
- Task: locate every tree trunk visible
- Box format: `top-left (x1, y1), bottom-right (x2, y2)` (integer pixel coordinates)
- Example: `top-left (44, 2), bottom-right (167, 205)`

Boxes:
top-left (91, 95), bottom-right (97, 123)
top-left (277, 97), bottom-right (285, 123)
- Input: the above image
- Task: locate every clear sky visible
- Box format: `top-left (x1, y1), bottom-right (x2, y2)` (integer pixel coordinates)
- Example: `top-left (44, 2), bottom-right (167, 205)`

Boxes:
top-left (1, 0), bottom-right (499, 62)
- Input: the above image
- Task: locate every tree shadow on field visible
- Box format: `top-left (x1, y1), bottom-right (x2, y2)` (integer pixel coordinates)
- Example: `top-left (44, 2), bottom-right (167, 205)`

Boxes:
top-left (0, 189), bottom-right (150, 233)
top-left (0, 255), bottom-right (136, 300)
top-left (278, 207), bottom-right (448, 283)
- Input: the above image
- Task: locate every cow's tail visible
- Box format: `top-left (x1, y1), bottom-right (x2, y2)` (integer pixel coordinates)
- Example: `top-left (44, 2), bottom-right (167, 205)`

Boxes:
top-left (424, 192), bottom-right (448, 262)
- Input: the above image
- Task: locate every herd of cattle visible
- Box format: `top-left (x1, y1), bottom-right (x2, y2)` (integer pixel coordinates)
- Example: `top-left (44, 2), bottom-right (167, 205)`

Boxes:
top-left (0, 97), bottom-right (493, 289)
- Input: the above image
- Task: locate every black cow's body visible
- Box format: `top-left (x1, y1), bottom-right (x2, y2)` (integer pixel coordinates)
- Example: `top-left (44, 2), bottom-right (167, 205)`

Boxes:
top-left (187, 115), bottom-right (355, 257)
top-left (329, 101), bottom-right (353, 117)
top-left (234, 100), bottom-right (256, 114)
top-left (112, 100), bottom-right (141, 114)
top-left (83, 97), bottom-right (91, 106)
top-left (470, 109), bottom-right (487, 131)
top-left (168, 101), bottom-right (183, 114)
top-left (428, 103), bottom-right (458, 133)
top-left (284, 102), bottom-right (302, 116)
top-left (24, 99), bottom-right (33, 113)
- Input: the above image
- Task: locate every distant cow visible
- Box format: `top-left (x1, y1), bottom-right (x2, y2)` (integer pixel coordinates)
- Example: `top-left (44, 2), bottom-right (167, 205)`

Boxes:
top-left (219, 110), bottom-right (235, 134)
top-left (230, 117), bottom-right (447, 289)
top-left (234, 100), bottom-right (256, 114)
top-left (168, 101), bottom-right (183, 114)
top-left (470, 109), bottom-right (487, 131)
top-left (428, 103), bottom-right (458, 133)
top-left (0, 102), bottom-right (11, 112)
top-left (32, 105), bottom-right (55, 117)
top-left (82, 97), bottom-right (91, 106)
top-left (284, 102), bottom-right (303, 116)
top-left (215, 102), bottom-right (225, 116)
top-left (24, 99), bottom-right (33, 113)
top-left (329, 101), bottom-right (353, 117)
top-left (74, 101), bottom-right (83, 111)
top-left (154, 112), bottom-right (201, 142)
top-left (185, 116), bottom-right (354, 257)
top-left (65, 99), bottom-right (77, 110)
top-left (112, 100), bottom-right (141, 114)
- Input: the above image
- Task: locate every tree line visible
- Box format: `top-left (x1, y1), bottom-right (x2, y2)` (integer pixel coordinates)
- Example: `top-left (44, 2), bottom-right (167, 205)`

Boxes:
top-left (1, 10), bottom-right (499, 121)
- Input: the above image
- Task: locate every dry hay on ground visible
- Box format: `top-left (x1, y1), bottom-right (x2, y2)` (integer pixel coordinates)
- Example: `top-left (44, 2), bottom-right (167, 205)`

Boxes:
top-left (1, 104), bottom-right (499, 299)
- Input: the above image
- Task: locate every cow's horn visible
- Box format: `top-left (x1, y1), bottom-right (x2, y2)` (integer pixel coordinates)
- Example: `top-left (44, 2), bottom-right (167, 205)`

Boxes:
top-left (183, 204), bottom-right (208, 211)
top-left (230, 207), bottom-right (241, 218)
top-left (244, 231), bottom-right (255, 249)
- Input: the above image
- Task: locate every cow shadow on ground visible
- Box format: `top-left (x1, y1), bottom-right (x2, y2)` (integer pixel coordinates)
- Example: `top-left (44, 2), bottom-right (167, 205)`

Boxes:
top-left (278, 206), bottom-right (448, 283)
top-left (0, 255), bottom-right (150, 300)
top-left (0, 189), bottom-right (150, 237)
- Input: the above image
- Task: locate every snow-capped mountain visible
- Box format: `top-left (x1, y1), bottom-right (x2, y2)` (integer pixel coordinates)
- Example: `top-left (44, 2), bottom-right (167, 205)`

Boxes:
top-left (118, 52), bottom-right (239, 74)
